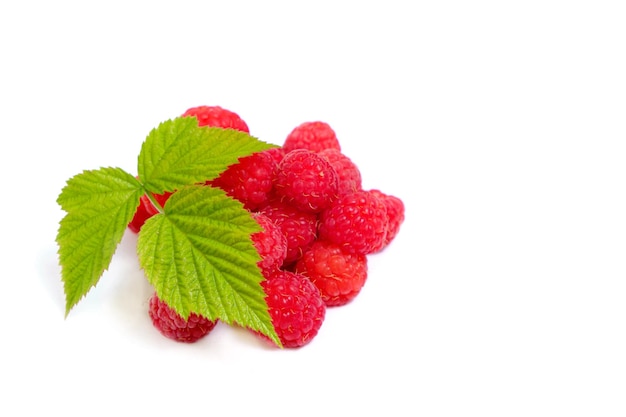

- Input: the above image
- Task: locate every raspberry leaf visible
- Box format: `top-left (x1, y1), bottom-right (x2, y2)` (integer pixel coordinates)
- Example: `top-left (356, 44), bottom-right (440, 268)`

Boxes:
top-left (56, 167), bottom-right (143, 316)
top-left (138, 117), bottom-right (277, 195)
top-left (137, 184), bottom-right (281, 347)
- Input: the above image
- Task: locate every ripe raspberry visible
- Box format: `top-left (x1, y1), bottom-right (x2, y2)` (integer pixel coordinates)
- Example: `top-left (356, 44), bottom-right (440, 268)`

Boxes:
top-left (369, 189), bottom-right (405, 251)
top-left (258, 198), bottom-right (318, 265)
top-left (128, 191), bottom-right (172, 233)
top-left (318, 190), bottom-right (388, 255)
top-left (148, 293), bottom-right (218, 343)
top-left (273, 149), bottom-right (339, 213)
top-left (283, 121), bottom-right (340, 153)
top-left (295, 239), bottom-right (368, 307)
top-left (263, 146), bottom-right (286, 166)
top-left (250, 212), bottom-right (288, 276)
top-left (181, 105), bottom-right (250, 133)
top-left (209, 150), bottom-right (278, 211)
top-left (128, 194), bottom-right (159, 233)
top-left (319, 148), bottom-right (362, 196)
top-left (259, 270), bottom-right (326, 348)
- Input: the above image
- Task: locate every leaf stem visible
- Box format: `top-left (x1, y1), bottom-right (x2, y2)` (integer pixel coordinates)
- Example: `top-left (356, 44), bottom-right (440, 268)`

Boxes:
top-left (144, 188), bottom-right (165, 213)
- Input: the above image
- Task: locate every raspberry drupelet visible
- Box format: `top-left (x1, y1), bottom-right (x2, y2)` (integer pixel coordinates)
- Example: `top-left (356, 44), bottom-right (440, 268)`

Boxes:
top-left (148, 293), bottom-right (218, 343)
top-left (250, 212), bottom-right (288, 277)
top-left (257, 197), bottom-right (319, 266)
top-left (369, 189), bottom-right (405, 252)
top-left (181, 105), bottom-right (250, 133)
top-left (295, 239), bottom-right (368, 307)
top-left (283, 121), bottom-right (340, 153)
top-left (319, 148), bottom-right (363, 196)
top-left (258, 270), bottom-right (326, 348)
top-left (318, 189), bottom-right (388, 255)
top-left (273, 149), bottom-right (339, 214)
top-left (209, 149), bottom-right (279, 211)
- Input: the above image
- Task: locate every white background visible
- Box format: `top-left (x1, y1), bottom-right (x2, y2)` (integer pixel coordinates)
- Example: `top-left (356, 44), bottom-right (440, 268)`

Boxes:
top-left (1, 1), bottom-right (625, 416)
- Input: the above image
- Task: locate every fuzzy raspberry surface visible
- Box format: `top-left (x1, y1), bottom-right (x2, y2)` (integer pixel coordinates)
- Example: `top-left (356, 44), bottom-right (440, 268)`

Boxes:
top-left (263, 147), bottom-right (286, 166)
top-left (258, 198), bottom-right (319, 266)
top-left (319, 148), bottom-right (362, 196)
top-left (148, 293), bottom-right (218, 343)
top-left (251, 212), bottom-right (288, 276)
top-left (260, 270), bottom-right (326, 348)
top-left (283, 121), bottom-right (340, 153)
top-left (210, 150), bottom-right (278, 211)
top-left (273, 149), bottom-right (339, 213)
top-left (318, 189), bottom-right (388, 255)
top-left (295, 239), bottom-right (368, 307)
top-left (181, 105), bottom-right (250, 133)
top-left (369, 189), bottom-right (405, 251)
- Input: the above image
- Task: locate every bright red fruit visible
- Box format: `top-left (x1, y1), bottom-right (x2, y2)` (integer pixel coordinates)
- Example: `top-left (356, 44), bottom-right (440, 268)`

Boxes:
top-left (127, 191), bottom-right (172, 233)
top-left (251, 212), bottom-right (288, 276)
top-left (259, 270), bottom-right (326, 348)
top-left (273, 149), bottom-right (339, 214)
top-left (283, 121), bottom-right (340, 153)
top-left (318, 190), bottom-right (388, 255)
top-left (258, 198), bottom-right (319, 266)
top-left (295, 239), bottom-right (368, 307)
top-left (181, 105), bottom-right (250, 133)
top-left (148, 293), bottom-right (218, 343)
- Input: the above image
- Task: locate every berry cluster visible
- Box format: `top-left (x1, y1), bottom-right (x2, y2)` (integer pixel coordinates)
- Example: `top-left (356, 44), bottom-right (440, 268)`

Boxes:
top-left (129, 106), bottom-right (405, 348)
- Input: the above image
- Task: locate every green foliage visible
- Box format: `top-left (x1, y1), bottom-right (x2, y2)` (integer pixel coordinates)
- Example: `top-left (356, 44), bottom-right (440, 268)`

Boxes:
top-left (138, 117), bottom-right (276, 194)
top-left (137, 185), bottom-right (279, 345)
top-left (56, 118), bottom-right (281, 345)
top-left (56, 167), bottom-right (143, 315)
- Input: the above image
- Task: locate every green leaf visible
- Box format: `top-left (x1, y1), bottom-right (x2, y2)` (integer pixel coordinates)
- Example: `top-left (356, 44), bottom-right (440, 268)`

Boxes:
top-left (56, 167), bottom-right (143, 316)
top-left (137, 184), bottom-right (281, 346)
top-left (138, 117), bottom-right (278, 195)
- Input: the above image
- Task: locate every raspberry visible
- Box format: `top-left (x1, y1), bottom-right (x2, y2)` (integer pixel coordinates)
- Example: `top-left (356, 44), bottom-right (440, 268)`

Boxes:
top-left (148, 293), bottom-right (218, 343)
top-left (128, 191), bottom-right (172, 233)
top-left (318, 189), bottom-right (388, 255)
top-left (250, 212), bottom-right (288, 276)
top-left (295, 239), bottom-right (368, 307)
top-left (259, 270), bottom-right (326, 348)
top-left (258, 198), bottom-right (318, 266)
top-left (209, 150), bottom-right (278, 211)
top-left (263, 146), bottom-right (286, 166)
top-left (128, 194), bottom-right (159, 233)
top-left (182, 105), bottom-right (250, 133)
top-left (273, 149), bottom-right (339, 213)
top-left (319, 148), bottom-right (362, 196)
top-left (369, 189), bottom-right (405, 251)
top-left (283, 121), bottom-right (340, 153)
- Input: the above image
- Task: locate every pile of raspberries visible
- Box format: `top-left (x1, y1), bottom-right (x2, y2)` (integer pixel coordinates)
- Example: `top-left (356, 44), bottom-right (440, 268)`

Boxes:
top-left (128, 105), bottom-right (405, 348)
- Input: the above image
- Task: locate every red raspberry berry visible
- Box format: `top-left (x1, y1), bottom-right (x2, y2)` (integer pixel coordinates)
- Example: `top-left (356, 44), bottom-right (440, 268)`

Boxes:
top-left (295, 239), bottom-right (368, 307)
top-left (273, 149), bottom-right (339, 213)
top-left (319, 148), bottom-right (362, 196)
top-left (153, 191), bottom-right (173, 206)
top-left (209, 150), bottom-right (278, 211)
top-left (250, 212), bottom-right (288, 276)
top-left (258, 198), bottom-right (318, 266)
top-left (181, 105), bottom-right (250, 133)
top-left (283, 121), bottom-right (340, 153)
top-left (263, 146), bottom-right (286, 166)
top-left (259, 270), bottom-right (326, 348)
top-left (128, 191), bottom-right (172, 233)
top-left (148, 293), bottom-right (218, 343)
top-left (369, 189), bottom-right (405, 251)
top-left (318, 190), bottom-right (388, 255)
top-left (128, 194), bottom-right (159, 233)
